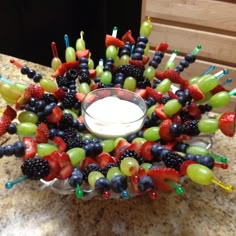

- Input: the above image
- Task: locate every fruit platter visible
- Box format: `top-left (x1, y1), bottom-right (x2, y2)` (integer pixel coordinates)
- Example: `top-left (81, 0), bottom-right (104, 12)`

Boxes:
top-left (0, 18), bottom-right (235, 200)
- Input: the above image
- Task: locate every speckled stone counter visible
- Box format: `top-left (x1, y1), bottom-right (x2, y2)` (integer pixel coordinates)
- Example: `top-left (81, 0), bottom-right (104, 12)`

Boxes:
top-left (0, 54), bottom-right (235, 236)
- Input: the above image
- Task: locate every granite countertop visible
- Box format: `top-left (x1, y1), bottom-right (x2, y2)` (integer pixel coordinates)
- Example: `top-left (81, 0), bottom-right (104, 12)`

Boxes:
top-left (0, 53), bottom-right (235, 236)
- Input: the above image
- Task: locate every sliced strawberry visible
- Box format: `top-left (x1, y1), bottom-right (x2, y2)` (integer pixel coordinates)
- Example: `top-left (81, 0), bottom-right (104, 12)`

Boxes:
top-left (53, 88), bottom-right (65, 100)
top-left (141, 141), bottom-right (155, 161)
top-left (105, 34), bottom-right (124, 48)
top-left (90, 82), bottom-right (99, 91)
top-left (53, 136), bottom-right (67, 152)
top-left (96, 152), bottom-right (115, 168)
top-left (28, 84), bottom-right (44, 99)
top-left (135, 88), bottom-right (148, 99)
top-left (146, 86), bottom-right (163, 102)
top-left (219, 112), bottom-right (236, 137)
top-left (164, 141), bottom-right (176, 151)
top-left (22, 137), bottom-right (37, 160)
top-left (121, 30), bottom-right (135, 44)
top-left (114, 139), bottom-right (130, 155)
top-left (77, 115), bottom-right (85, 123)
top-left (79, 157), bottom-right (96, 171)
top-left (179, 160), bottom-right (196, 176)
top-left (188, 103), bottom-right (202, 119)
top-left (76, 49), bottom-right (90, 59)
top-left (0, 116), bottom-right (11, 136)
top-left (46, 106), bottom-right (63, 123)
top-left (76, 92), bottom-right (85, 102)
top-left (168, 90), bottom-right (178, 99)
top-left (188, 84), bottom-right (205, 101)
top-left (43, 155), bottom-right (60, 181)
top-left (129, 59), bottom-right (144, 68)
top-left (147, 167), bottom-right (180, 191)
top-left (50, 151), bottom-right (73, 180)
top-left (155, 43), bottom-right (168, 52)
top-left (89, 69), bottom-right (97, 79)
top-left (154, 104), bottom-right (168, 120)
top-left (15, 89), bottom-right (31, 110)
top-left (142, 56), bottom-right (149, 65)
top-left (3, 105), bottom-right (17, 120)
top-left (210, 84), bottom-right (227, 95)
top-left (51, 61), bottom-right (79, 78)
top-left (159, 119), bottom-right (174, 141)
top-left (35, 123), bottom-right (49, 143)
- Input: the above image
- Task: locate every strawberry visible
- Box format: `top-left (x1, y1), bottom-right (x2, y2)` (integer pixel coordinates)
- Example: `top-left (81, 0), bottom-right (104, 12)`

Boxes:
top-left (155, 43), bottom-right (168, 52)
top-left (167, 90), bottom-right (178, 99)
top-left (46, 106), bottom-right (63, 123)
top-left (114, 139), bottom-right (130, 155)
top-left (121, 30), bottom-right (135, 44)
top-left (188, 84), bottom-right (205, 101)
top-left (35, 123), bottom-right (49, 143)
top-left (141, 141), bottom-right (155, 161)
top-left (77, 115), bottom-right (85, 123)
top-left (171, 113), bottom-right (182, 124)
top-left (96, 152), bottom-right (115, 168)
top-left (135, 88), bottom-right (148, 99)
top-left (210, 84), bottom-right (227, 95)
top-left (15, 89), bottom-right (31, 110)
top-left (124, 141), bottom-right (142, 155)
top-left (129, 59), bottom-right (144, 68)
top-left (79, 157), bottom-right (96, 171)
top-left (159, 119), bottom-right (174, 141)
top-left (219, 112), bottom-right (236, 137)
top-left (0, 116), bottom-right (11, 136)
top-left (179, 160), bottom-right (196, 176)
top-left (105, 35), bottom-right (124, 48)
top-left (76, 49), bottom-right (90, 59)
top-left (146, 86), bottom-right (163, 102)
top-left (142, 55), bottom-right (150, 65)
top-left (147, 167), bottom-right (180, 191)
top-left (43, 155), bottom-right (60, 181)
top-left (76, 92), bottom-right (85, 102)
top-left (22, 137), bottom-right (37, 160)
top-left (89, 69), bottom-right (97, 79)
top-left (188, 103), bottom-right (202, 119)
top-left (154, 104), bottom-right (168, 120)
top-left (3, 105), bottom-right (17, 120)
top-left (53, 136), bottom-right (67, 152)
top-left (28, 84), bottom-right (44, 99)
top-left (50, 151), bottom-right (73, 180)
top-left (53, 88), bottom-right (65, 100)
top-left (51, 61), bottom-right (79, 78)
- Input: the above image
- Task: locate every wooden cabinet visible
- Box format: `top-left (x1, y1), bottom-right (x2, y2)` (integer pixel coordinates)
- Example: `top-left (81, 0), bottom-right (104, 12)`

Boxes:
top-left (141, 0), bottom-right (236, 111)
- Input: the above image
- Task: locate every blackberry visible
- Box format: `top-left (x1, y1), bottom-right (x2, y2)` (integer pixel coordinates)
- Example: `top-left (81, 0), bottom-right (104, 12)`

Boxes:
top-left (63, 127), bottom-right (77, 139)
top-left (183, 120), bottom-right (200, 136)
top-left (41, 94), bottom-right (58, 105)
top-left (60, 113), bottom-right (74, 129)
top-left (21, 158), bottom-right (50, 180)
top-left (78, 71), bottom-right (91, 84)
top-left (115, 64), bottom-right (144, 80)
top-left (83, 163), bottom-right (101, 181)
top-left (64, 133), bottom-right (83, 150)
top-left (118, 150), bottom-right (144, 165)
top-left (56, 75), bottom-right (69, 87)
top-left (101, 163), bottom-right (117, 176)
top-left (66, 69), bottom-right (79, 80)
top-left (63, 92), bottom-right (77, 108)
top-left (180, 110), bottom-right (194, 122)
top-left (163, 152), bottom-right (186, 171)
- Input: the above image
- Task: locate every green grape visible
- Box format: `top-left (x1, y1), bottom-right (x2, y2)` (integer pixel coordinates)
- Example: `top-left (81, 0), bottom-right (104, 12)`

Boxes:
top-left (156, 79), bottom-right (171, 93)
top-left (18, 111), bottom-right (38, 124)
top-left (143, 126), bottom-right (160, 141)
top-left (15, 83), bottom-right (27, 92)
top-left (88, 171), bottom-right (104, 188)
top-left (75, 32), bottom-right (86, 50)
top-left (164, 61), bottom-right (175, 70)
top-left (194, 74), bottom-right (210, 85)
top-left (107, 167), bottom-right (123, 181)
top-left (189, 76), bottom-right (200, 85)
top-left (101, 71), bottom-right (112, 84)
top-left (144, 66), bottom-right (156, 80)
top-left (196, 92), bottom-right (212, 104)
top-left (140, 162), bottom-right (152, 172)
top-left (163, 99), bottom-right (182, 117)
top-left (63, 109), bottom-right (78, 120)
top-left (140, 19), bottom-right (152, 37)
top-left (1, 94), bottom-right (16, 104)
top-left (197, 75), bottom-right (218, 93)
top-left (147, 105), bottom-right (157, 118)
top-left (186, 145), bottom-right (209, 156)
top-left (16, 122), bottom-right (37, 136)
top-left (0, 83), bottom-right (21, 102)
top-left (82, 133), bottom-right (95, 140)
top-left (101, 139), bottom-right (115, 153)
top-left (114, 137), bottom-right (127, 147)
top-left (106, 45), bottom-right (118, 59)
top-left (96, 65), bottom-right (104, 77)
top-left (208, 91), bottom-right (230, 108)
top-left (132, 137), bottom-right (147, 145)
top-left (65, 47), bottom-right (76, 62)
top-left (51, 58), bottom-right (62, 71)
top-left (123, 76), bottom-right (137, 91)
top-left (120, 55), bottom-right (130, 65)
top-left (198, 119), bottom-right (218, 133)
top-left (39, 78), bottom-right (58, 93)
top-left (79, 82), bottom-right (91, 95)
top-left (37, 143), bottom-right (58, 157)
top-left (120, 157), bottom-right (139, 176)
top-left (114, 56), bottom-right (120, 67)
top-left (88, 58), bottom-right (94, 69)
top-left (187, 163), bottom-right (213, 185)
top-left (144, 43), bottom-right (150, 56)
top-left (67, 147), bottom-right (85, 167)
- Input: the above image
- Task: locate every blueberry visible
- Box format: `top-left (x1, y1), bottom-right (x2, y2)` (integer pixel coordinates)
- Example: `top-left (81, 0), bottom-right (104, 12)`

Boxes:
top-left (149, 60), bottom-right (158, 69)
top-left (0, 147), bottom-right (4, 158)
top-left (56, 130), bottom-right (65, 137)
top-left (120, 49), bottom-right (130, 56)
top-left (44, 104), bottom-right (54, 115)
top-left (134, 47), bottom-right (144, 55)
top-left (35, 100), bottom-right (46, 111)
top-left (137, 36), bottom-right (148, 44)
top-left (27, 69), bottom-right (36, 78)
top-left (20, 66), bottom-right (29, 75)
top-left (69, 171), bottom-right (83, 188)
top-left (13, 141), bottom-right (26, 157)
top-left (3, 145), bottom-right (15, 156)
top-left (127, 133), bottom-right (138, 143)
top-left (136, 41), bottom-right (146, 49)
top-left (111, 175), bottom-right (127, 193)
top-left (180, 59), bottom-right (189, 68)
top-left (138, 176), bottom-right (154, 192)
top-left (185, 153), bottom-right (196, 161)
top-left (79, 63), bottom-right (89, 70)
top-left (93, 143), bottom-right (103, 155)
top-left (184, 53), bottom-right (196, 63)
top-left (79, 58), bottom-right (88, 64)
top-left (154, 51), bottom-right (164, 58)
top-left (159, 149), bottom-right (170, 160)
top-left (152, 55), bottom-right (162, 64)
top-left (84, 143), bottom-right (95, 156)
top-left (95, 177), bottom-right (111, 193)
top-left (78, 123), bottom-right (86, 132)
top-left (33, 73), bottom-right (42, 83)
top-left (170, 123), bottom-right (183, 137)
top-left (198, 155), bottom-right (215, 169)
top-left (131, 52), bottom-right (143, 60)
top-left (49, 128), bottom-right (57, 139)
top-left (174, 143), bottom-right (189, 153)
top-left (7, 123), bottom-right (17, 134)
top-left (151, 144), bottom-right (165, 160)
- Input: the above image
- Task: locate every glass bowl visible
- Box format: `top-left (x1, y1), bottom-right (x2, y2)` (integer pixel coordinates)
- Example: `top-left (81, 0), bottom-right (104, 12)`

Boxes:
top-left (81, 88), bottom-right (147, 139)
